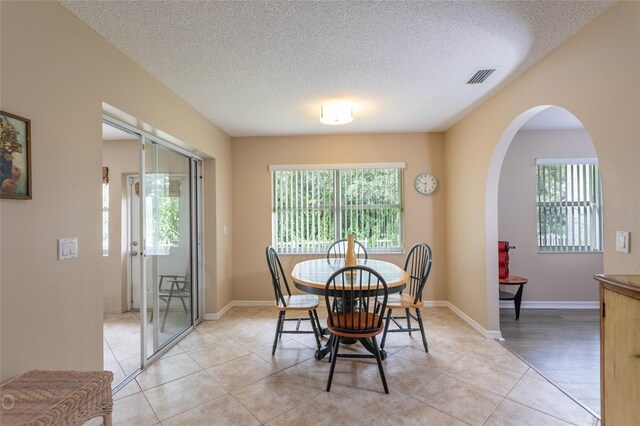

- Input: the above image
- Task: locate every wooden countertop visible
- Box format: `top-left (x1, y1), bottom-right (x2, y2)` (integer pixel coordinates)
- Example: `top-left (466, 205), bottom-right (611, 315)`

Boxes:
top-left (499, 275), bottom-right (528, 285)
top-left (594, 274), bottom-right (640, 300)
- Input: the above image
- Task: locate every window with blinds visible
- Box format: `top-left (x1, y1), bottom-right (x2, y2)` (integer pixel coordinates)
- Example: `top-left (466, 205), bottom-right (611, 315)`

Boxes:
top-left (271, 163), bottom-right (404, 254)
top-left (536, 159), bottom-right (602, 252)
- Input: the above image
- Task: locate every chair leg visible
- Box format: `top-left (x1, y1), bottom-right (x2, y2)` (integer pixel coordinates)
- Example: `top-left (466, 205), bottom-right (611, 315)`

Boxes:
top-left (326, 334), bottom-right (340, 392)
top-left (179, 293), bottom-right (188, 313)
top-left (380, 308), bottom-right (392, 350)
top-left (272, 311), bottom-right (284, 356)
top-left (313, 309), bottom-right (324, 336)
top-left (416, 308), bottom-right (429, 353)
top-left (161, 287), bottom-right (174, 332)
top-left (405, 308), bottom-right (412, 337)
top-left (371, 335), bottom-right (389, 394)
top-left (103, 413), bottom-right (112, 426)
top-left (309, 310), bottom-right (321, 350)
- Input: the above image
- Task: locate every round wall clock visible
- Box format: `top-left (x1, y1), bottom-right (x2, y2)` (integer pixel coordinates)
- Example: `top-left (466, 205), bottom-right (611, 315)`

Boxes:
top-left (414, 173), bottom-right (438, 195)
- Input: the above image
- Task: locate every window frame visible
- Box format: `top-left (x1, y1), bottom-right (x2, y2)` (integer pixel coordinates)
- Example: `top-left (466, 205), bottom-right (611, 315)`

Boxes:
top-left (270, 162), bottom-right (405, 254)
top-left (535, 158), bottom-right (603, 253)
top-left (102, 182), bottom-right (109, 256)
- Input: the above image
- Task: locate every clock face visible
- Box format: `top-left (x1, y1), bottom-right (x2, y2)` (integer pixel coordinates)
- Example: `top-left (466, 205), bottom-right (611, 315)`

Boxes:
top-left (414, 173), bottom-right (437, 195)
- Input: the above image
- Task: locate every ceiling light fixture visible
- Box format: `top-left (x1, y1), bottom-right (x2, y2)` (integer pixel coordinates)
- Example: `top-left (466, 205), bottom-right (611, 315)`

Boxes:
top-left (320, 101), bottom-right (353, 125)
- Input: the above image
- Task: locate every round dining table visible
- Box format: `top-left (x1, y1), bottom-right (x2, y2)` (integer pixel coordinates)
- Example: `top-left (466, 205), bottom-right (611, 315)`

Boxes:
top-left (291, 257), bottom-right (409, 360)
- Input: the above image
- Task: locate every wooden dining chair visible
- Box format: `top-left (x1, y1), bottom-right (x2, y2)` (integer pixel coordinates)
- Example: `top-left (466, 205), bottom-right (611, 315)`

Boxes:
top-left (265, 246), bottom-right (323, 356)
top-left (380, 242), bottom-right (432, 353)
top-left (324, 265), bottom-right (389, 393)
top-left (326, 238), bottom-right (368, 260)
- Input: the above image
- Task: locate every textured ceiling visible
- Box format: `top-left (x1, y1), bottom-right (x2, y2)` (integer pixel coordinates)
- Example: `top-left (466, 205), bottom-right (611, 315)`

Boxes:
top-left (61, 1), bottom-right (612, 137)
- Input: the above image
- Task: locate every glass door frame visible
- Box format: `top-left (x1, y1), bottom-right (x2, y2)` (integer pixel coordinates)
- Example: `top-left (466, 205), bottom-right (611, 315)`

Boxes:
top-left (103, 115), bottom-right (204, 372)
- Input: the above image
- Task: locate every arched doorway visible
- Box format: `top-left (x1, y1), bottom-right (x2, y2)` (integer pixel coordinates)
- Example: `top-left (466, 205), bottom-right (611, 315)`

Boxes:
top-left (486, 105), bottom-right (602, 415)
top-left (484, 106), bottom-right (551, 333)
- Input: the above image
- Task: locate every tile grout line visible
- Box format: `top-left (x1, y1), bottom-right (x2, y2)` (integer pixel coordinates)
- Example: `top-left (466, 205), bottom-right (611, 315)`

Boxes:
top-left (501, 396), bottom-right (591, 426)
top-left (406, 393), bottom-right (473, 426)
top-left (498, 340), bottom-right (601, 421)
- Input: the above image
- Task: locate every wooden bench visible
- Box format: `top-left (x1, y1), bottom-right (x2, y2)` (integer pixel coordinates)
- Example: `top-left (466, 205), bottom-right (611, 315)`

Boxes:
top-left (0, 370), bottom-right (113, 426)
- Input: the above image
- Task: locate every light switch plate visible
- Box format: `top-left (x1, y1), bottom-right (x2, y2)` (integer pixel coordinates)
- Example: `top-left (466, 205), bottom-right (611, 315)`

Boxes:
top-left (58, 238), bottom-right (78, 260)
top-left (616, 231), bottom-right (630, 253)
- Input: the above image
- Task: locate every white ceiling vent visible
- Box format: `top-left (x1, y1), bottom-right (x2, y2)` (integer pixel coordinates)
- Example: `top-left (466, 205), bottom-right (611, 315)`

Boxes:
top-left (466, 68), bottom-right (496, 85)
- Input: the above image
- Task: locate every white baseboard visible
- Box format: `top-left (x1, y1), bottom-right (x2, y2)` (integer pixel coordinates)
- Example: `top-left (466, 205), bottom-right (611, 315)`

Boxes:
top-left (203, 298), bottom-right (501, 341)
top-left (204, 300), bottom-right (233, 320)
top-left (233, 300), bottom-right (273, 307)
top-left (204, 300), bottom-right (272, 320)
top-left (500, 301), bottom-right (599, 309)
top-left (446, 301), bottom-right (503, 340)
top-left (422, 300), bottom-right (449, 308)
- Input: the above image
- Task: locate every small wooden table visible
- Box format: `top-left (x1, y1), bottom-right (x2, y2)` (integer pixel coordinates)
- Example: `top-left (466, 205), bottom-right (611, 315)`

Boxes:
top-left (292, 258), bottom-right (409, 360)
top-left (499, 274), bottom-right (528, 320)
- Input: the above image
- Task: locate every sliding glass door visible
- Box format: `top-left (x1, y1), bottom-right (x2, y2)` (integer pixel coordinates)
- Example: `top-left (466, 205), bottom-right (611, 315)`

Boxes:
top-left (104, 117), bottom-right (203, 379)
top-left (142, 139), bottom-right (200, 359)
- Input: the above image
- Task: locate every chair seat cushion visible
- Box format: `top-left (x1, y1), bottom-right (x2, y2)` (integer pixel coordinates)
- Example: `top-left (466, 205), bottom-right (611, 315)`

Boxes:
top-left (383, 294), bottom-right (423, 308)
top-left (327, 312), bottom-right (383, 337)
top-left (275, 295), bottom-right (319, 310)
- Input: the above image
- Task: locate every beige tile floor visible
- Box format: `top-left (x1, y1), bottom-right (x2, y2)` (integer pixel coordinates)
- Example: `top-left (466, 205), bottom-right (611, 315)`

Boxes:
top-left (104, 310), bottom-right (194, 389)
top-left (106, 307), bottom-right (599, 426)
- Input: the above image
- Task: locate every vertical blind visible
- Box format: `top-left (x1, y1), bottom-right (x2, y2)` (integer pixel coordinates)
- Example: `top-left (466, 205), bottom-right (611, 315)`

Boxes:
top-left (536, 159), bottom-right (602, 252)
top-left (271, 164), bottom-right (404, 254)
top-left (339, 168), bottom-right (402, 252)
top-left (272, 169), bottom-right (335, 253)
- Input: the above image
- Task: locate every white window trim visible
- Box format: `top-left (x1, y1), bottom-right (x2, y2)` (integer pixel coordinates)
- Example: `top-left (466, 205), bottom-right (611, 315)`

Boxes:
top-left (269, 162), bottom-right (406, 171)
top-left (535, 157), bottom-right (598, 165)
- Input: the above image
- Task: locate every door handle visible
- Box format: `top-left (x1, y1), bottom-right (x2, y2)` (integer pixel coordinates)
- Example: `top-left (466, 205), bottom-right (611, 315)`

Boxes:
top-left (131, 251), bottom-right (138, 256)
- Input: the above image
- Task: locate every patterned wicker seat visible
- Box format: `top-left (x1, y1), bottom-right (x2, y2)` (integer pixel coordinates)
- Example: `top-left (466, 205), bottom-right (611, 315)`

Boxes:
top-left (0, 370), bottom-right (113, 426)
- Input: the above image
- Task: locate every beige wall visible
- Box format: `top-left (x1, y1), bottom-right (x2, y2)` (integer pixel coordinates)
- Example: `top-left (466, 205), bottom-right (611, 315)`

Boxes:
top-left (231, 133), bottom-right (446, 304)
top-left (0, 2), bottom-right (232, 380)
top-left (102, 139), bottom-right (139, 314)
top-left (499, 129), bottom-right (603, 302)
top-left (445, 2), bottom-right (640, 331)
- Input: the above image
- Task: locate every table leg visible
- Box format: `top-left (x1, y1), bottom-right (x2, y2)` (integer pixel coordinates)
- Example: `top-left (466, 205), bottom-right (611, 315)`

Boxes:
top-left (358, 338), bottom-right (387, 360)
top-left (314, 335), bottom-right (388, 360)
top-left (514, 284), bottom-right (524, 320)
top-left (315, 334), bottom-right (334, 360)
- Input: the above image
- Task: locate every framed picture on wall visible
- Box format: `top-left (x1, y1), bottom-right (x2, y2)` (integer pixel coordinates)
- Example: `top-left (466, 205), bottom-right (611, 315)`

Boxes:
top-left (0, 110), bottom-right (31, 199)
